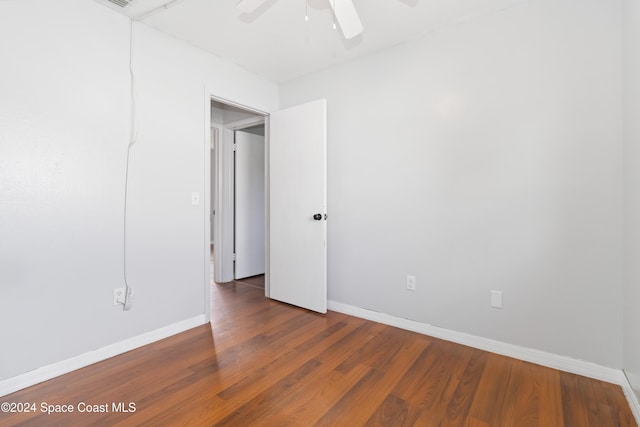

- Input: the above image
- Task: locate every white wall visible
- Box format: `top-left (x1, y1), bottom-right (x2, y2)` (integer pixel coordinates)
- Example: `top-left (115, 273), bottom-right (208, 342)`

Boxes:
top-left (280, 0), bottom-right (624, 367)
top-left (623, 0), bottom-right (640, 396)
top-left (0, 0), bottom-right (277, 381)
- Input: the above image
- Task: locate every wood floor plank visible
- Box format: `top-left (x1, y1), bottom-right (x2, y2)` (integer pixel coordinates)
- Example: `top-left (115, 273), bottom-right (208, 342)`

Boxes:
top-left (0, 281), bottom-right (636, 427)
top-left (334, 326), bottom-right (427, 374)
top-left (391, 340), bottom-right (475, 425)
top-left (538, 363), bottom-right (564, 426)
top-left (404, 346), bottom-right (478, 427)
top-left (439, 348), bottom-right (490, 427)
top-left (217, 320), bottom-right (358, 402)
top-left (467, 353), bottom-right (519, 425)
top-left (265, 363), bottom-right (372, 426)
top-left (211, 322), bottom-right (384, 426)
top-left (364, 394), bottom-right (410, 427)
top-left (214, 358), bottom-right (325, 426)
top-left (388, 339), bottom-right (455, 405)
top-left (603, 381), bottom-right (638, 426)
top-left (314, 338), bottom-right (430, 427)
top-left (500, 360), bottom-right (539, 427)
top-left (560, 370), bottom-right (593, 427)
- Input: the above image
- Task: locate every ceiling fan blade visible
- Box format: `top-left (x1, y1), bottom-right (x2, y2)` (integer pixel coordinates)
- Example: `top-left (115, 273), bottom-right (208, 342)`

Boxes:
top-left (237, 0), bottom-right (269, 14)
top-left (329, 0), bottom-right (363, 39)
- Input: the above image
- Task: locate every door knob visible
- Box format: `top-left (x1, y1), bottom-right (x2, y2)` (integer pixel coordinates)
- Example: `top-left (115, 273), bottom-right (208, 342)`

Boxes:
top-left (313, 214), bottom-right (322, 221)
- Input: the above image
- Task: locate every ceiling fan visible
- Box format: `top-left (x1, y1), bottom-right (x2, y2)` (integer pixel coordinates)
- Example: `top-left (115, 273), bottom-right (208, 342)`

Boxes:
top-left (236, 0), bottom-right (363, 39)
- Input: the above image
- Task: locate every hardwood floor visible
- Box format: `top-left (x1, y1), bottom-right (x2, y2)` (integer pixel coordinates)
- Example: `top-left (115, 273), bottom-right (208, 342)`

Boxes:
top-left (0, 281), bottom-right (635, 426)
top-left (235, 274), bottom-right (265, 289)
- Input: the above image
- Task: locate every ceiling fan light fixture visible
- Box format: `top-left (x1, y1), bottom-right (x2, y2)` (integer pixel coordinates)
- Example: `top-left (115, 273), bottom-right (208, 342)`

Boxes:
top-left (237, 0), bottom-right (363, 39)
top-left (329, 0), bottom-right (363, 39)
top-left (332, 0), bottom-right (337, 29)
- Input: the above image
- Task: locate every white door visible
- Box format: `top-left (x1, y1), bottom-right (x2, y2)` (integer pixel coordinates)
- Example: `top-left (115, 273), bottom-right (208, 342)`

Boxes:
top-left (270, 99), bottom-right (327, 313)
top-left (235, 130), bottom-right (265, 279)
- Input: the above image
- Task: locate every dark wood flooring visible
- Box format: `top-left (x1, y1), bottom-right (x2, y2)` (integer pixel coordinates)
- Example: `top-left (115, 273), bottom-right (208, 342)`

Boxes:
top-left (0, 281), bottom-right (635, 426)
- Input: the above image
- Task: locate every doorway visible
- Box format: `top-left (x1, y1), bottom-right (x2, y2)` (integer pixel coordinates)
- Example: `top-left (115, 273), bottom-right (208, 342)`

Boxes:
top-left (210, 100), bottom-right (267, 291)
top-left (204, 94), bottom-right (328, 321)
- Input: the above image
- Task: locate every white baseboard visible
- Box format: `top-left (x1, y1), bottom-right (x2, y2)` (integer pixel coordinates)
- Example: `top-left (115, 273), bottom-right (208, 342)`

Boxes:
top-left (622, 378), bottom-right (640, 424)
top-left (0, 315), bottom-right (207, 398)
top-left (328, 300), bottom-right (626, 383)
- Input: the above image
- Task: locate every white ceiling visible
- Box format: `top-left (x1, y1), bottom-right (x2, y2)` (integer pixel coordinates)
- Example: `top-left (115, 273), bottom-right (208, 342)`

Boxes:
top-left (103, 0), bottom-right (529, 83)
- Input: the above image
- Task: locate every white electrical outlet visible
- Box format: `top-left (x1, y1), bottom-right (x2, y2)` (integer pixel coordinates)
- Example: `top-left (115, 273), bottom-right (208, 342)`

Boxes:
top-left (113, 287), bottom-right (125, 305)
top-left (406, 275), bottom-right (416, 291)
top-left (491, 290), bottom-right (503, 309)
top-left (123, 287), bottom-right (135, 311)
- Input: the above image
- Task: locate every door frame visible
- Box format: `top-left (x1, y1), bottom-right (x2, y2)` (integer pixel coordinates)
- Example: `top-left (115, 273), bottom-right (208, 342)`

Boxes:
top-left (210, 124), bottom-right (221, 249)
top-left (204, 92), bottom-right (270, 321)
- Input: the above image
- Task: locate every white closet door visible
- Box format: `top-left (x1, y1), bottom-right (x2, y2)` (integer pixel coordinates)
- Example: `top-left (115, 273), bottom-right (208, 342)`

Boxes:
top-left (235, 130), bottom-right (265, 279)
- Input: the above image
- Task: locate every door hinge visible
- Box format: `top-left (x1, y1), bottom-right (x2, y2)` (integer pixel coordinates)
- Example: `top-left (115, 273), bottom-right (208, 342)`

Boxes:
top-left (233, 253), bottom-right (237, 261)
top-left (233, 143), bottom-right (237, 152)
